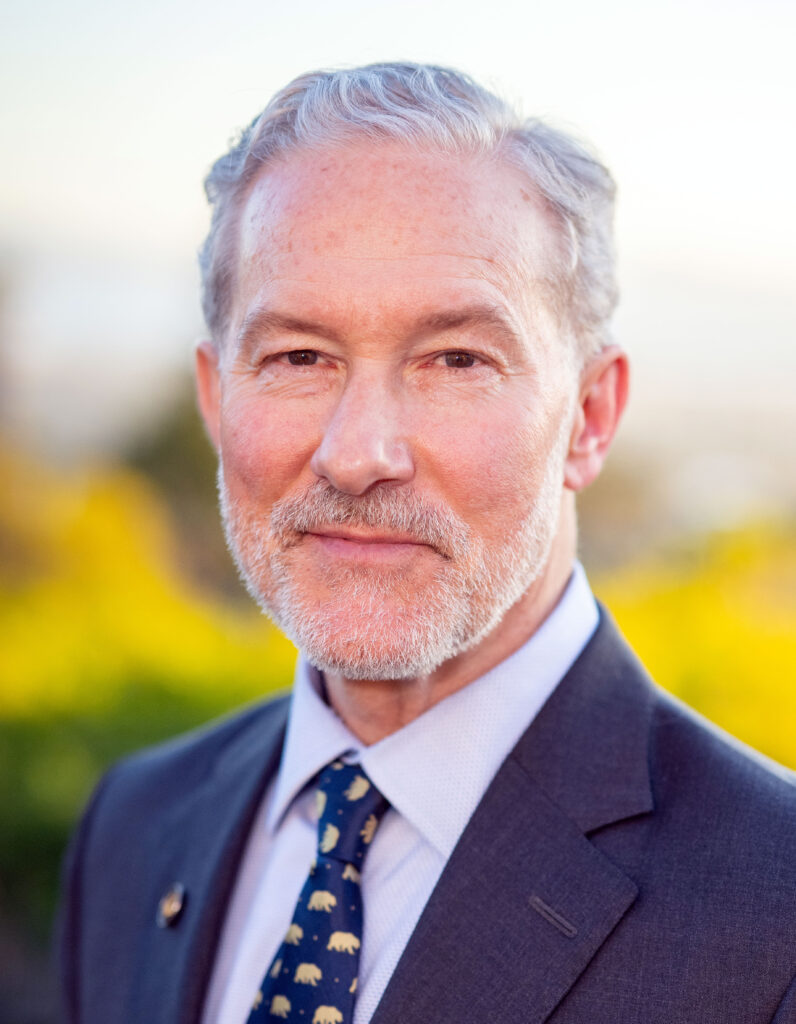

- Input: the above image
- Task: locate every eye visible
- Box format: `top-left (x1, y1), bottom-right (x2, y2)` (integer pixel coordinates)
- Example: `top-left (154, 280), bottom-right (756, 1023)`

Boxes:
top-left (443, 351), bottom-right (477, 369)
top-left (286, 350), bottom-right (318, 366)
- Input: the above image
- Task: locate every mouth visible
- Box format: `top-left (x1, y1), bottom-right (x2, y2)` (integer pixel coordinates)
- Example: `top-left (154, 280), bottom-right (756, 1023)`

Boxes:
top-left (303, 528), bottom-right (436, 563)
top-left (308, 527), bottom-right (428, 544)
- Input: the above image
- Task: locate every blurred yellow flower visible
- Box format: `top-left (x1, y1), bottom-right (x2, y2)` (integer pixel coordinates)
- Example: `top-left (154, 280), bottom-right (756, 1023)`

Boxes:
top-left (595, 527), bottom-right (796, 769)
top-left (0, 445), bottom-right (296, 719)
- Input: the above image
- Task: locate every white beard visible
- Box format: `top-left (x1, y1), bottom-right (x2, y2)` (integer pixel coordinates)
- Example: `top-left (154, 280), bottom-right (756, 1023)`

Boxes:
top-left (217, 422), bottom-right (569, 681)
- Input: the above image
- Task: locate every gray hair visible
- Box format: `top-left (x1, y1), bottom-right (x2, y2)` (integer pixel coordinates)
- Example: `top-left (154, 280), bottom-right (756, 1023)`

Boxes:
top-left (199, 62), bottom-right (618, 362)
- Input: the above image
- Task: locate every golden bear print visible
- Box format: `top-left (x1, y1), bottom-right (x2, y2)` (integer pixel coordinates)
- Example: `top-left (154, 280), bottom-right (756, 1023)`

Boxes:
top-left (349, 977), bottom-right (357, 994)
top-left (269, 958), bottom-right (282, 979)
top-left (307, 890), bottom-right (337, 912)
top-left (269, 994), bottom-right (291, 1018)
top-left (341, 864), bottom-right (361, 883)
top-left (315, 790), bottom-right (327, 819)
top-left (327, 931), bottom-right (361, 953)
top-left (320, 823), bottom-right (340, 853)
top-left (284, 923), bottom-right (303, 945)
top-left (294, 963), bottom-right (323, 986)
top-left (252, 991), bottom-right (263, 1010)
top-left (312, 1006), bottom-right (343, 1024)
top-left (343, 775), bottom-right (370, 801)
top-left (360, 814), bottom-right (378, 845)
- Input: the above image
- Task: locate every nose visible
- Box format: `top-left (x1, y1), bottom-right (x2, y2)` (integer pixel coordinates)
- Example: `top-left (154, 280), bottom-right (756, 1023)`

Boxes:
top-left (310, 373), bottom-right (415, 495)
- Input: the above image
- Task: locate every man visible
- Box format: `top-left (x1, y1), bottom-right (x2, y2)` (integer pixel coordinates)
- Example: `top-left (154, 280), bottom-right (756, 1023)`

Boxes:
top-left (60, 63), bottom-right (796, 1023)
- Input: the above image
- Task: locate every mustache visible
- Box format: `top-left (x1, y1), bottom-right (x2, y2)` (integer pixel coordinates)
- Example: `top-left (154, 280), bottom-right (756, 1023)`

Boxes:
top-left (269, 481), bottom-right (470, 560)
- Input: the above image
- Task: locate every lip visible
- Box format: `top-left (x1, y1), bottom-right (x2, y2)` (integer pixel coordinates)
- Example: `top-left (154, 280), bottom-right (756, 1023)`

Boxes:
top-left (304, 529), bottom-right (433, 563)
top-left (308, 527), bottom-right (425, 545)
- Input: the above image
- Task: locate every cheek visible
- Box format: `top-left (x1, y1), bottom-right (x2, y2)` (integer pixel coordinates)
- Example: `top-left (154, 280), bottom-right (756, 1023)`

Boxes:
top-left (421, 402), bottom-right (551, 521)
top-left (219, 391), bottom-right (320, 501)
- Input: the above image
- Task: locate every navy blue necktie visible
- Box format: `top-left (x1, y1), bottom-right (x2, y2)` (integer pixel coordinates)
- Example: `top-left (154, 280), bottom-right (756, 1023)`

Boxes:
top-left (247, 762), bottom-right (389, 1024)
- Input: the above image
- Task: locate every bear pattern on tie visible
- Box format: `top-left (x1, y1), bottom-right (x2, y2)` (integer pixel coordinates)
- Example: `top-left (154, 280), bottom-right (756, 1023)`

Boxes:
top-left (246, 762), bottom-right (389, 1024)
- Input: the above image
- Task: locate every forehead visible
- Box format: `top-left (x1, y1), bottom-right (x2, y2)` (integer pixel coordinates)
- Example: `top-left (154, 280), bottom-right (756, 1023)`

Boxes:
top-left (230, 141), bottom-right (564, 338)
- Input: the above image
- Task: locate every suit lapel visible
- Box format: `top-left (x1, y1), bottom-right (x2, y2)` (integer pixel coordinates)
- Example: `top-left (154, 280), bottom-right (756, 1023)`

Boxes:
top-left (127, 698), bottom-right (290, 1024)
top-left (373, 611), bottom-right (654, 1024)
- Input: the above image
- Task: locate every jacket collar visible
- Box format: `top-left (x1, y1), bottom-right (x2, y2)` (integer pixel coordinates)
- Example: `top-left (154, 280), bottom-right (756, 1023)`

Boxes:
top-left (510, 605), bottom-right (655, 834)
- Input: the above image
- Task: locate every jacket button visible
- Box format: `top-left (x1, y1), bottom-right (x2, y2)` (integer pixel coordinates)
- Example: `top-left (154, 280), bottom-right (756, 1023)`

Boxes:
top-left (157, 883), bottom-right (186, 928)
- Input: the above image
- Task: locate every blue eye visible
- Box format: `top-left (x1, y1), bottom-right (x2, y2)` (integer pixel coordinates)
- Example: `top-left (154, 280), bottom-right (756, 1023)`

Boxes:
top-left (287, 350), bottom-right (318, 366)
top-left (444, 351), bottom-right (476, 368)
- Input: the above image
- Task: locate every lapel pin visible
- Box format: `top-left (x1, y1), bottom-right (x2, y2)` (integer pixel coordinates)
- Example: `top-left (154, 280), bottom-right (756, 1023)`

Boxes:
top-left (157, 883), bottom-right (187, 928)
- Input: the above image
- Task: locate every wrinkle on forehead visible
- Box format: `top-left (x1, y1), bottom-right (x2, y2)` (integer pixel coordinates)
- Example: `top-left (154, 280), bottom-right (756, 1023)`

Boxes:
top-left (229, 141), bottom-right (565, 347)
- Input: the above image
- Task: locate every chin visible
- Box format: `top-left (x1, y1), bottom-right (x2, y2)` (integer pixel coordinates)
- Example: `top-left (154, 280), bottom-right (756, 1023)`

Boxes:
top-left (261, 575), bottom-right (472, 680)
top-left (257, 560), bottom-right (531, 682)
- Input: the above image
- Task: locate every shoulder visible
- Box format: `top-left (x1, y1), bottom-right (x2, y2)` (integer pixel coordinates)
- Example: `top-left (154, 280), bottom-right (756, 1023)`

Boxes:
top-left (595, 605), bottom-right (796, 841)
top-left (648, 681), bottom-right (796, 851)
top-left (590, 604), bottom-right (795, 817)
top-left (81, 691), bottom-right (292, 836)
top-left (593, 615), bottom-right (796, 934)
top-left (539, 605), bottom-right (796, 879)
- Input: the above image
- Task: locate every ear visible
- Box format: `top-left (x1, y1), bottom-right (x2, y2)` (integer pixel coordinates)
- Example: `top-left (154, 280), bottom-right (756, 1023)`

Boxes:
top-left (195, 340), bottom-right (222, 452)
top-left (564, 345), bottom-right (629, 492)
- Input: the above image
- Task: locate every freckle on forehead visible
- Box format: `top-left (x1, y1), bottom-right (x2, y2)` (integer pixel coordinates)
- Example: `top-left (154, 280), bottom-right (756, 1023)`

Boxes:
top-left (236, 142), bottom-right (560, 290)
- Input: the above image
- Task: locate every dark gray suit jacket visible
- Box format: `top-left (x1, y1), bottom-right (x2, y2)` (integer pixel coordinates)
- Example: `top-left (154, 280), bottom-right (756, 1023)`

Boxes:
top-left (59, 612), bottom-right (796, 1022)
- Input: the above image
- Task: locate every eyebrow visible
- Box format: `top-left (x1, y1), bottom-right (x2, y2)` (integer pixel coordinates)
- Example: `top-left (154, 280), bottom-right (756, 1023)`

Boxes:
top-left (235, 309), bottom-right (343, 357)
top-left (412, 305), bottom-right (524, 350)
top-left (234, 302), bottom-right (524, 357)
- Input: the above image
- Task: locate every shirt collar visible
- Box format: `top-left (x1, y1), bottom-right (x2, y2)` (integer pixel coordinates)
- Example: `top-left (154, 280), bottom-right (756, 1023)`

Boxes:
top-left (267, 562), bottom-right (598, 855)
top-left (265, 660), bottom-right (361, 834)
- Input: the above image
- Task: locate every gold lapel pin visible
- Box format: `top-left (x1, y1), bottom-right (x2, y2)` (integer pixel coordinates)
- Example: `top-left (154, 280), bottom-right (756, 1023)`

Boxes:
top-left (157, 883), bottom-right (187, 928)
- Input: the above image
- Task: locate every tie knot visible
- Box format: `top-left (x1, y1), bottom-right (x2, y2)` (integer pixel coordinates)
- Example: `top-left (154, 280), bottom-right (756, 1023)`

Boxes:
top-left (314, 762), bottom-right (389, 864)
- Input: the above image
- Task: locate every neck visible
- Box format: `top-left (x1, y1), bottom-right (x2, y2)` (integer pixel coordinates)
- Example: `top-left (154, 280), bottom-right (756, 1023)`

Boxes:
top-left (324, 499), bottom-right (578, 744)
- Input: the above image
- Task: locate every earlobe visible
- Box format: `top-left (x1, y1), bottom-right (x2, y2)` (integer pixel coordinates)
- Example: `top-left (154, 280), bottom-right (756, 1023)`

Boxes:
top-left (195, 340), bottom-right (222, 452)
top-left (564, 346), bottom-right (629, 492)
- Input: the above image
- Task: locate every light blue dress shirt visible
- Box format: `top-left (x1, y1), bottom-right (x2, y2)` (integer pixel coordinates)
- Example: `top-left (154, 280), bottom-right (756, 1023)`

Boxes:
top-left (202, 563), bottom-right (599, 1024)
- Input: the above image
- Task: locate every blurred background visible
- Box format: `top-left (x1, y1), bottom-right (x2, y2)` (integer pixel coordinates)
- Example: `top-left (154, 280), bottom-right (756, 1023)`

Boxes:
top-left (1, 0), bottom-right (794, 1020)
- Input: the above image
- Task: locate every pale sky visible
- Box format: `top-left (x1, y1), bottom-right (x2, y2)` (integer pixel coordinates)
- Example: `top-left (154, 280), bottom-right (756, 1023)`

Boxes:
top-left (2, 0), bottom-right (794, 520)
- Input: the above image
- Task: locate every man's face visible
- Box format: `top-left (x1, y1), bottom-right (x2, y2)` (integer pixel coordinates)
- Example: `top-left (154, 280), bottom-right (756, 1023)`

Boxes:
top-left (203, 142), bottom-right (580, 680)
